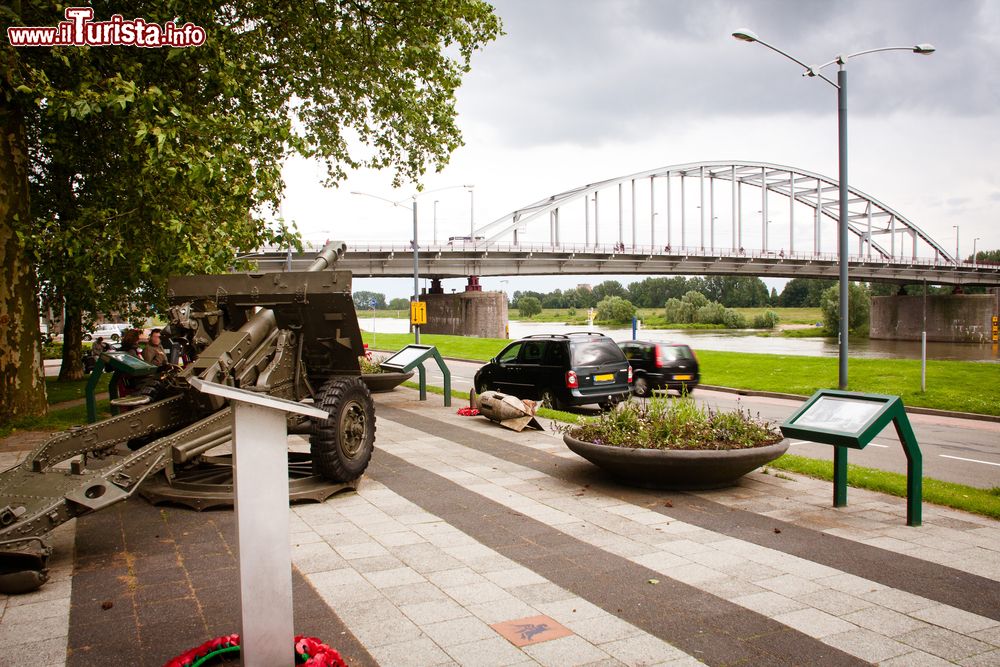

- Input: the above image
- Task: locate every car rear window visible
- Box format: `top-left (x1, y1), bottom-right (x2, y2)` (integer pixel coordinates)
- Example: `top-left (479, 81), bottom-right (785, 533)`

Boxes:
top-left (572, 340), bottom-right (625, 366)
top-left (658, 345), bottom-right (693, 361)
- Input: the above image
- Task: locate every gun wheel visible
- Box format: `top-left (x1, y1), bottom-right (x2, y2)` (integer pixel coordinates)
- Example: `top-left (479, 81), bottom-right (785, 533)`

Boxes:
top-left (310, 376), bottom-right (376, 482)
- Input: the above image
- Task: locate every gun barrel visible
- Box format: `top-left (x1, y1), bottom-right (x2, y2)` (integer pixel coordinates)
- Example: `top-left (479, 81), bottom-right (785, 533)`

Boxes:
top-left (307, 242), bottom-right (347, 272)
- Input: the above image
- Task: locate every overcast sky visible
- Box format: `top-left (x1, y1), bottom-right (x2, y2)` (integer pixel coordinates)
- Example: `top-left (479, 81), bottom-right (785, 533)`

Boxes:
top-left (282, 0), bottom-right (1000, 300)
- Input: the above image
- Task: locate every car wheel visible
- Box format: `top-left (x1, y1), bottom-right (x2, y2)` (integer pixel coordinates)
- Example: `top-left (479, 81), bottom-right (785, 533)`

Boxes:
top-left (539, 388), bottom-right (560, 411)
top-left (111, 334), bottom-right (120, 343)
top-left (82, 334), bottom-right (92, 342)
top-left (633, 376), bottom-right (650, 397)
top-left (475, 379), bottom-right (491, 395)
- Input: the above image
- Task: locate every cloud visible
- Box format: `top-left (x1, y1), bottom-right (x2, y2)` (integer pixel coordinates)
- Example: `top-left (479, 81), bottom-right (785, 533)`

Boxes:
top-left (459, 0), bottom-right (1000, 147)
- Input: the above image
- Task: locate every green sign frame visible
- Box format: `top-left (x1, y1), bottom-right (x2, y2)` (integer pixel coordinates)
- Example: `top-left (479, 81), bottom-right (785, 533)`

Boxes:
top-left (781, 389), bottom-right (922, 526)
top-left (379, 344), bottom-right (451, 407)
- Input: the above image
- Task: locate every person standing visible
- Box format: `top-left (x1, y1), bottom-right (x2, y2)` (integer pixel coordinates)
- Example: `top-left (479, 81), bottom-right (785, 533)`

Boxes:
top-left (143, 329), bottom-right (167, 367)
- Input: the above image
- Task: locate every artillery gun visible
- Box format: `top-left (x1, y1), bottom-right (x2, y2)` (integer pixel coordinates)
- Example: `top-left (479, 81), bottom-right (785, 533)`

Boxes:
top-left (0, 243), bottom-right (376, 593)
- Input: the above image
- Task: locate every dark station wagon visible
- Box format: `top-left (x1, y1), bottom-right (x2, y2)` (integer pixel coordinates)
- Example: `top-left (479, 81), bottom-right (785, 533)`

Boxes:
top-left (474, 333), bottom-right (632, 410)
top-left (618, 340), bottom-right (700, 397)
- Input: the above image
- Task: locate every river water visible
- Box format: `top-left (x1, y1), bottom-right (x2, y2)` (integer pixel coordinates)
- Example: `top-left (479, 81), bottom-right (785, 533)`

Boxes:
top-left (362, 317), bottom-right (1000, 363)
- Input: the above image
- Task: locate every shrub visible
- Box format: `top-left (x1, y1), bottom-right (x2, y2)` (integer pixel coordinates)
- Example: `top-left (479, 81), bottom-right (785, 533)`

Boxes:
top-left (518, 296), bottom-right (542, 318)
top-left (721, 309), bottom-right (748, 329)
top-left (694, 302), bottom-right (727, 324)
top-left (664, 297), bottom-right (695, 324)
top-left (681, 290), bottom-right (709, 309)
top-left (596, 296), bottom-right (636, 324)
top-left (751, 310), bottom-right (780, 329)
top-left (567, 396), bottom-right (781, 451)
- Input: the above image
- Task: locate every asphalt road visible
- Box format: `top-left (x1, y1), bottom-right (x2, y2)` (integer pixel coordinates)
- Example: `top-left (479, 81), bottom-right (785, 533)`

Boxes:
top-left (412, 356), bottom-right (1000, 490)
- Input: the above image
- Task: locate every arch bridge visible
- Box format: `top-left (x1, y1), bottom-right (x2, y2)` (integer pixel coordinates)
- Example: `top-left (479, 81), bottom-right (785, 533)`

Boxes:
top-left (254, 161), bottom-right (999, 286)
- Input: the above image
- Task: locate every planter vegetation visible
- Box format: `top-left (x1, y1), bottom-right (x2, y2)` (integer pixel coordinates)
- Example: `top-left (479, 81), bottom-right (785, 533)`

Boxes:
top-left (359, 354), bottom-right (412, 393)
top-left (562, 396), bottom-right (787, 489)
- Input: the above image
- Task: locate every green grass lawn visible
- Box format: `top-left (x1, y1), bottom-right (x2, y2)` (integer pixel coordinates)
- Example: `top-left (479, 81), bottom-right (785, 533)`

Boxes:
top-left (365, 332), bottom-right (1000, 416)
top-left (0, 401), bottom-right (111, 439)
top-left (45, 374), bottom-right (111, 404)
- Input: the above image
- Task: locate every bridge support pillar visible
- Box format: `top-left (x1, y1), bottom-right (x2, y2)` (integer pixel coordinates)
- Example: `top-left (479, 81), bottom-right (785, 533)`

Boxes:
top-left (465, 276), bottom-right (482, 292)
top-left (422, 289), bottom-right (506, 339)
top-left (429, 278), bottom-right (444, 295)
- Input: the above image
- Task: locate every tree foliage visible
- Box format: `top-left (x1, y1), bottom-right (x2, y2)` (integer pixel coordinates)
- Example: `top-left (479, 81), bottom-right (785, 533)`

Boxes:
top-left (353, 291), bottom-right (387, 310)
top-left (778, 278), bottom-right (835, 307)
top-left (2, 1), bottom-right (502, 391)
top-left (518, 296), bottom-right (542, 319)
top-left (387, 297), bottom-right (410, 311)
top-left (820, 283), bottom-right (871, 335)
top-left (595, 296), bottom-right (635, 324)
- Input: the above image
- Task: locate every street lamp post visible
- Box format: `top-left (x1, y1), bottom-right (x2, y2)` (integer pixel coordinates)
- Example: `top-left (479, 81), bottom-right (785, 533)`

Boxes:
top-left (353, 184), bottom-right (475, 345)
top-left (433, 200), bottom-right (439, 246)
top-left (973, 237), bottom-right (979, 268)
top-left (953, 225), bottom-right (960, 265)
top-left (351, 191), bottom-right (422, 343)
top-left (468, 186), bottom-right (475, 239)
top-left (732, 29), bottom-right (934, 391)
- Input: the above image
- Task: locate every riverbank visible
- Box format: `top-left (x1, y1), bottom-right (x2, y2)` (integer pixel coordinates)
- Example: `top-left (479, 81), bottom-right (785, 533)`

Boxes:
top-left (510, 306), bottom-right (822, 330)
top-left (363, 331), bottom-right (1000, 417)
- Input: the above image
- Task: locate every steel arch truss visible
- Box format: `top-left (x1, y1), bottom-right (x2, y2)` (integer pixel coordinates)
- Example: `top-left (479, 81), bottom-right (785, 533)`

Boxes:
top-left (472, 161), bottom-right (956, 263)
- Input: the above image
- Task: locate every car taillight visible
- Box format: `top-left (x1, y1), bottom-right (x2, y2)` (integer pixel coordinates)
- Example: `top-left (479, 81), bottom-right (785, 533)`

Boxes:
top-left (655, 346), bottom-right (665, 368)
top-left (627, 365), bottom-right (633, 383)
top-left (565, 370), bottom-right (579, 389)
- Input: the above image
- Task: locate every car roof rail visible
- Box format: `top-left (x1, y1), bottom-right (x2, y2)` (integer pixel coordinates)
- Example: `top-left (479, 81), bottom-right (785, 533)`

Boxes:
top-left (566, 331), bottom-right (607, 337)
top-left (521, 334), bottom-right (567, 339)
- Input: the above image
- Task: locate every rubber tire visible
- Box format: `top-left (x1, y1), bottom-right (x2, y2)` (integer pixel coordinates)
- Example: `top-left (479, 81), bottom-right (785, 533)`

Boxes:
top-left (310, 376), bottom-right (376, 482)
top-left (539, 388), bottom-right (561, 411)
top-left (633, 376), bottom-right (650, 398)
top-left (475, 378), bottom-right (491, 395)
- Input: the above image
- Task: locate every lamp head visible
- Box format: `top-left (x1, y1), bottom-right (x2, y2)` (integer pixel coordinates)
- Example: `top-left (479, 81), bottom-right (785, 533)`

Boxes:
top-left (913, 43), bottom-right (935, 54)
top-left (732, 29), bottom-right (759, 43)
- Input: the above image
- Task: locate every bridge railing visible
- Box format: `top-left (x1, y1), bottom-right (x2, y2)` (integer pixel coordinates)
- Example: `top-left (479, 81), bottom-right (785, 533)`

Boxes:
top-left (257, 242), bottom-right (997, 271)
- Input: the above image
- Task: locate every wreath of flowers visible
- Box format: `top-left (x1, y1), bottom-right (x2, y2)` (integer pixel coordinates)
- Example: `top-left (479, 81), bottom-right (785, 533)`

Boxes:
top-left (164, 634), bottom-right (347, 667)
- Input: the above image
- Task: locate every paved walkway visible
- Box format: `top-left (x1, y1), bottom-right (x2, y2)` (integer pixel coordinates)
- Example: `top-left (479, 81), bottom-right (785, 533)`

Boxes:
top-left (1, 388), bottom-right (998, 665)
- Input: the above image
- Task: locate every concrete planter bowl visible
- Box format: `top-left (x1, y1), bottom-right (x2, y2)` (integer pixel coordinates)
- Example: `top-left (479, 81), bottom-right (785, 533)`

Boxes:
top-left (563, 433), bottom-right (789, 490)
top-left (361, 371), bottom-right (414, 393)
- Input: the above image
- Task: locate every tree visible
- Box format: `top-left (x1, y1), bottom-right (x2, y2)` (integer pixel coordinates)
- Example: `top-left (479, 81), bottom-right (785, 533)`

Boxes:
top-left (778, 278), bottom-right (835, 307)
top-left (592, 280), bottom-right (627, 302)
top-left (2, 2), bottom-right (502, 410)
top-left (970, 248), bottom-right (1000, 265)
top-left (820, 283), bottom-right (871, 335)
top-left (387, 297), bottom-right (410, 311)
top-left (353, 291), bottom-right (387, 310)
top-left (518, 296), bottom-right (542, 319)
top-left (701, 276), bottom-right (769, 307)
top-left (595, 296), bottom-right (635, 324)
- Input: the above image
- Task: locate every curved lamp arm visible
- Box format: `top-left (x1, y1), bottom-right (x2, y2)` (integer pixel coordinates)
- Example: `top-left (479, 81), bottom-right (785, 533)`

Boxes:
top-left (732, 29), bottom-right (838, 88)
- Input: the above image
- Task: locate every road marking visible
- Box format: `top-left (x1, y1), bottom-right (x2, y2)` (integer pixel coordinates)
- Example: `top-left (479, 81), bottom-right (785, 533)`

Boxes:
top-left (789, 440), bottom-right (888, 448)
top-left (939, 454), bottom-right (1000, 467)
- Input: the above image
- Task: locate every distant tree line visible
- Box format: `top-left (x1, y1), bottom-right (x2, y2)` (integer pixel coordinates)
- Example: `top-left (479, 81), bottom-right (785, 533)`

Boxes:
top-left (512, 276), bottom-right (775, 310)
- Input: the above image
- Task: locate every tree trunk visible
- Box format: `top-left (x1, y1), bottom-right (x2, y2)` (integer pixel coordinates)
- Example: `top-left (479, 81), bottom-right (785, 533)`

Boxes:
top-left (0, 95), bottom-right (48, 422)
top-left (58, 304), bottom-right (84, 381)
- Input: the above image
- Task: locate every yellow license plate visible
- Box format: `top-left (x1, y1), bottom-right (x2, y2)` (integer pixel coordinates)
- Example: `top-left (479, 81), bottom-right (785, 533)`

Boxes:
top-left (594, 373), bottom-right (614, 382)
top-left (673, 374), bottom-right (692, 381)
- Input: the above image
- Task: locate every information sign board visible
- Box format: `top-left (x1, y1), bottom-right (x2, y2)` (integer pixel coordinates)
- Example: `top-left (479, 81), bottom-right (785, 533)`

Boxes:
top-left (781, 389), bottom-right (922, 526)
top-left (379, 344), bottom-right (451, 406)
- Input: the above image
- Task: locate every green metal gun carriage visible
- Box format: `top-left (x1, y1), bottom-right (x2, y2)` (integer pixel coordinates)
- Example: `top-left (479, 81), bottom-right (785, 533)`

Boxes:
top-left (0, 243), bottom-right (376, 593)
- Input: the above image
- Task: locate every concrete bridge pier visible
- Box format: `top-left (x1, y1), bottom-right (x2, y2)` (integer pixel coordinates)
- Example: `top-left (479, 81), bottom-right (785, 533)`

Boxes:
top-left (422, 276), bottom-right (507, 338)
top-left (870, 289), bottom-right (1000, 343)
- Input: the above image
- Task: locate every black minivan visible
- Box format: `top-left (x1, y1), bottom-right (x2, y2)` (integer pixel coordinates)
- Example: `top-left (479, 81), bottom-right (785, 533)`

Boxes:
top-left (474, 333), bottom-right (631, 410)
top-left (618, 340), bottom-right (699, 397)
